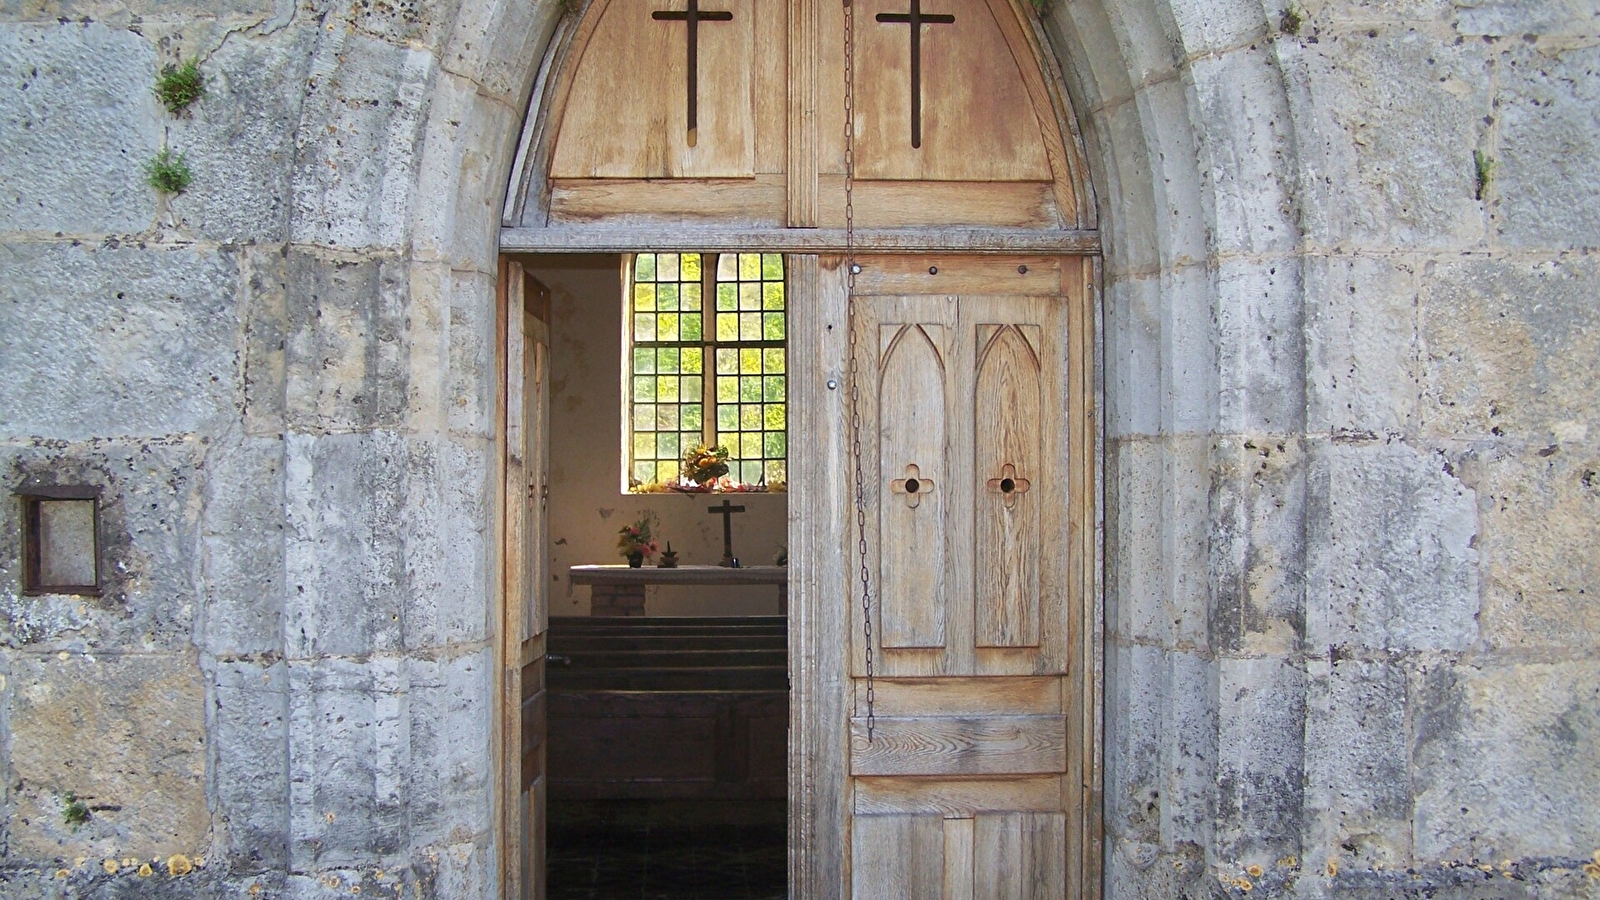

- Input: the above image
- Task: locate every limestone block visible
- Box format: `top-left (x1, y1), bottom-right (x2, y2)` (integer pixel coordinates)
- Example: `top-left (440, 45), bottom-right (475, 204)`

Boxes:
top-left (1297, 27), bottom-right (1490, 249)
top-left (1216, 258), bottom-right (1307, 434)
top-left (1089, 100), bottom-right (1161, 277)
top-left (1492, 43), bottom-right (1600, 250)
top-left (412, 71), bottom-right (521, 273)
top-left (1216, 655), bottom-right (1306, 864)
top-left (1418, 256), bottom-right (1600, 441)
top-left (290, 31), bottom-right (434, 251)
top-left (200, 437), bottom-right (286, 658)
top-left (1454, 442), bottom-right (1600, 652)
top-left (1303, 659), bottom-right (1411, 870)
top-left (1188, 47), bottom-right (1300, 258)
top-left (1159, 265), bottom-right (1223, 434)
top-left (0, 23), bottom-right (158, 235)
top-left (1102, 276), bottom-right (1162, 439)
top-left (1455, 0), bottom-right (1600, 37)
top-left (0, 242), bottom-right (240, 440)
top-left (0, 0), bottom-right (274, 21)
top-left (1309, 439), bottom-right (1478, 652)
top-left (1160, 649), bottom-right (1219, 842)
top-left (404, 650), bottom-right (492, 848)
top-left (1102, 0), bottom-right (1182, 89)
top-left (338, 0), bottom-right (464, 53)
top-left (1047, 0), bottom-right (1136, 113)
top-left (164, 26), bottom-right (314, 243)
top-left (283, 432), bottom-right (489, 659)
top-left (1165, 0), bottom-right (1270, 56)
top-left (1298, 0), bottom-right (1455, 28)
top-left (445, 268), bottom-right (497, 441)
top-left (429, 839), bottom-right (491, 900)
top-left (441, 0), bottom-right (556, 107)
top-left (1412, 660), bottom-right (1600, 862)
top-left (1105, 436), bottom-right (1213, 649)
top-left (1104, 642), bottom-right (1164, 845)
top-left (0, 439), bottom-right (205, 652)
top-left (1131, 77), bottom-right (1208, 268)
top-left (1305, 254), bottom-right (1422, 435)
top-left (285, 657), bottom-right (404, 868)
top-left (211, 658), bottom-right (289, 872)
top-left (283, 249), bottom-right (409, 433)
top-left (241, 244), bottom-right (290, 434)
top-left (6, 651), bottom-right (208, 860)
top-left (1209, 436), bottom-right (1308, 655)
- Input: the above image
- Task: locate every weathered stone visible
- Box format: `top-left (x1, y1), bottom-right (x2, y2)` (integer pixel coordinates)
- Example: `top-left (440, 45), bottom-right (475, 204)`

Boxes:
top-left (1298, 26), bottom-right (1492, 249)
top-left (403, 650), bottom-right (492, 848)
top-left (6, 651), bottom-right (208, 860)
top-left (1216, 655), bottom-right (1306, 864)
top-left (1305, 254), bottom-right (1421, 435)
top-left (0, 23), bottom-right (158, 235)
top-left (1455, 0), bottom-right (1600, 38)
top-left (412, 71), bottom-right (520, 272)
top-left (440, 0), bottom-right (556, 106)
top-left (1216, 258), bottom-right (1307, 434)
top-left (1455, 442), bottom-right (1600, 652)
top-left (199, 437), bottom-right (285, 658)
top-left (210, 658), bottom-right (288, 872)
top-left (1303, 658), bottom-right (1412, 870)
top-left (0, 242), bottom-right (240, 440)
top-left (1309, 439), bottom-right (1479, 652)
top-left (1492, 43), bottom-right (1600, 249)
top-left (283, 249), bottom-right (410, 433)
top-left (0, 439), bottom-right (205, 652)
top-left (1209, 436), bottom-right (1308, 654)
top-left (1419, 256), bottom-right (1600, 441)
top-left (290, 31), bottom-right (434, 251)
top-left (1413, 660), bottom-right (1600, 862)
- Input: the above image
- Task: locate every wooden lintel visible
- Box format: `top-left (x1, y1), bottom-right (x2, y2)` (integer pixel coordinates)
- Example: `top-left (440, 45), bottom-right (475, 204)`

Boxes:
top-left (499, 226), bottom-right (1101, 254)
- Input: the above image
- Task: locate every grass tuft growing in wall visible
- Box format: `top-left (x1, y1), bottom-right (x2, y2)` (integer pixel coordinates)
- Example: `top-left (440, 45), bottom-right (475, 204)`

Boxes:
top-left (1474, 149), bottom-right (1496, 200)
top-left (155, 58), bottom-right (206, 114)
top-left (145, 147), bottom-right (193, 194)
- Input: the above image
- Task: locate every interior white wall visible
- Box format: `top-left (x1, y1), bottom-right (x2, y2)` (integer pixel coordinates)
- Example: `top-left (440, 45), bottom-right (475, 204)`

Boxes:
top-left (524, 254), bottom-right (789, 617)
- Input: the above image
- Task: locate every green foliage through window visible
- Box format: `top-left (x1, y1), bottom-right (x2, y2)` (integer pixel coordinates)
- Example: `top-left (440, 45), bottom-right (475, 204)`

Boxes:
top-left (628, 252), bottom-right (786, 490)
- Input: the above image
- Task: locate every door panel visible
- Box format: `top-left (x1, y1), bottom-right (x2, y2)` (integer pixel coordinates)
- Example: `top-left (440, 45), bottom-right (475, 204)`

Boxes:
top-left (847, 256), bottom-right (1083, 899)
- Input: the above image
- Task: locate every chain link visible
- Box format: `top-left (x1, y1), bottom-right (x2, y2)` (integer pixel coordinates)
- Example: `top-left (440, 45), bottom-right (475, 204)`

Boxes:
top-left (842, 0), bottom-right (874, 743)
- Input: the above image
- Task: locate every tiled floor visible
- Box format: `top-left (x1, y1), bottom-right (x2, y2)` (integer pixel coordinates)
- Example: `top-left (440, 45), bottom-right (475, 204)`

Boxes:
top-left (547, 799), bottom-right (787, 900)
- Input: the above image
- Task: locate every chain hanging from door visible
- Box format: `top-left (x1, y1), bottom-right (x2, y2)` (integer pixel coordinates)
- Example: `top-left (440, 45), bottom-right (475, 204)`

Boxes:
top-left (842, 0), bottom-right (876, 742)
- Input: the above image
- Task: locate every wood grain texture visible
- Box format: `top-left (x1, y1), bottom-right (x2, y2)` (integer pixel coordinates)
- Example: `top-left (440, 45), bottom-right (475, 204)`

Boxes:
top-left (975, 324), bottom-right (1042, 648)
top-left (974, 813), bottom-right (1067, 900)
top-left (944, 817), bottom-right (975, 900)
top-left (878, 322), bottom-right (948, 649)
top-left (551, 0), bottom-right (759, 178)
top-left (851, 814), bottom-right (945, 900)
top-left (849, 0), bottom-right (1050, 181)
top-left (548, 176), bottom-right (785, 224)
top-left (854, 775), bottom-right (1065, 815)
top-left (786, 0), bottom-right (818, 224)
top-left (501, 225), bottom-right (1101, 254)
top-left (851, 255), bottom-right (1063, 297)
top-left (849, 715), bottom-right (1066, 776)
top-left (855, 676), bottom-right (1061, 717)
top-left (818, 178), bottom-right (1060, 229)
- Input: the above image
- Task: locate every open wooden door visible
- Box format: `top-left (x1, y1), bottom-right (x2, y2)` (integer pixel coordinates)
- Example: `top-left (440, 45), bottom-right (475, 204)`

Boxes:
top-left (503, 260), bottom-right (551, 900)
top-left (845, 254), bottom-right (1095, 900)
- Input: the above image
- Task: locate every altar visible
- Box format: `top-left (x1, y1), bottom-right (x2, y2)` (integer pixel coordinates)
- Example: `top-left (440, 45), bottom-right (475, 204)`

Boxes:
top-left (568, 564), bottom-right (789, 616)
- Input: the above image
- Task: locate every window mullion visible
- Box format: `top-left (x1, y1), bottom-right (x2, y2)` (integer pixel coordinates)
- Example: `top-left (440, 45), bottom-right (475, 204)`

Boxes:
top-left (702, 253), bottom-right (717, 449)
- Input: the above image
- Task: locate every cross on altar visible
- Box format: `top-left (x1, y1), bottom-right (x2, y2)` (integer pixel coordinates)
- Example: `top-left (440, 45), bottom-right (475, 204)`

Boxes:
top-left (875, 0), bottom-right (955, 149)
top-left (708, 498), bottom-right (746, 567)
top-left (652, 0), bottom-right (734, 147)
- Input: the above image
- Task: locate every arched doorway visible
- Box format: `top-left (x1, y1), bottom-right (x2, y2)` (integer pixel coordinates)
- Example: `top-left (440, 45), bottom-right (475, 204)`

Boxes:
top-left (494, 1), bottom-right (1101, 897)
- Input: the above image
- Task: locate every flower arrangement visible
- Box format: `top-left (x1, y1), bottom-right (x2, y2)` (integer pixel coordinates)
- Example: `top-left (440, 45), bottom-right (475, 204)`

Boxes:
top-left (682, 443), bottom-right (731, 486)
top-left (617, 512), bottom-right (659, 565)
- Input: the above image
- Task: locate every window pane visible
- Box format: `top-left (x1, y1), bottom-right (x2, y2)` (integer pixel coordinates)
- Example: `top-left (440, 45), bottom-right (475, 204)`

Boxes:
top-left (717, 253), bottom-right (738, 280)
top-left (658, 313), bottom-right (680, 341)
top-left (635, 254), bottom-right (656, 282)
top-left (740, 312), bottom-right (761, 341)
top-left (683, 282), bottom-right (702, 309)
top-left (658, 283), bottom-right (679, 312)
top-left (740, 348), bottom-right (762, 374)
top-left (717, 404), bottom-right (738, 430)
top-left (682, 314), bottom-right (703, 342)
top-left (741, 431), bottom-right (762, 458)
top-left (634, 432), bottom-right (656, 460)
top-left (656, 405), bottom-right (679, 430)
top-left (761, 253), bottom-right (784, 280)
top-left (764, 432), bottom-right (787, 458)
top-left (659, 459), bottom-right (681, 481)
top-left (634, 461), bottom-right (656, 483)
top-left (762, 282), bottom-right (784, 310)
top-left (634, 314), bottom-right (656, 341)
top-left (682, 253), bottom-right (702, 281)
top-left (717, 377), bottom-right (738, 402)
top-left (739, 253), bottom-right (761, 280)
top-left (682, 346), bottom-right (703, 373)
top-left (683, 405), bottom-right (703, 431)
top-left (739, 282), bottom-right (761, 311)
top-left (764, 348), bottom-right (785, 373)
top-left (740, 376), bottom-right (761, 402)
top-left (633, 347), bottom-right (655, 374)
top-left (633, 376), bottom-right (655, 403)
top-left (764, 403), bottom-right (786, 429)
top-left (657, 378), bottom-right (679, 402)
top-left (716, 313), bottom-right (738, 341)
top-left (765, 460), bottom-right (787, 484)
top-left (717, 283), bottom-right (738, 311)
top-left (716, 348), bottom-right (738, 375)
top-left (681, 375), bottom-right (702, 399)
top-left (659, 253), bottom-right (680, 281)
top-left (657, 347), bottom-right (680, 374)
top-left (764, 375), bottom-right (786, 402)
top-left (657, 432), bottom-right (681, 459)
top-left (634, 404), bottom-right (655, 430)
top-left (634, 282), bottom-right (656, 311)
top-left (740, 404), bottom-right (762, 429)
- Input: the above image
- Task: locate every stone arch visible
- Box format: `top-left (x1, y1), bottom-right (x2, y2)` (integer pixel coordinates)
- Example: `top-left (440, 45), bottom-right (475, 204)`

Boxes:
top-left (278, 0), bottom-right (1315, 894)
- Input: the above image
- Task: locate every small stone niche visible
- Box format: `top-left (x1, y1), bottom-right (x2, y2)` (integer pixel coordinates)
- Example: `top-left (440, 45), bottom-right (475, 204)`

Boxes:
top-left (16, 485), bottom-right (102, 596)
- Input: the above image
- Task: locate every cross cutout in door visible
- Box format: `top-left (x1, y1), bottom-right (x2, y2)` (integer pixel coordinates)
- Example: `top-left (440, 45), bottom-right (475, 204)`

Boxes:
top-left (875, 0), bottom-right (956, 149)
top-left (652, 0), bottom-right (735, 147)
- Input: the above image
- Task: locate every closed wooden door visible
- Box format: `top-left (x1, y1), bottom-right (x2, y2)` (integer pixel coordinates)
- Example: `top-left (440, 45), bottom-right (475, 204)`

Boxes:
top-left (846, 255), bottom-right (1092, 900)
top-left (504, 263), bottom-right (552, 900)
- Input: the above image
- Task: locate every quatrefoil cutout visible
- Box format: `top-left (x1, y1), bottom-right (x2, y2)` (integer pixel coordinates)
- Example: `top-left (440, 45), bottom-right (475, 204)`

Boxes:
top-left (890, 464), bottom-right (936, 509)
top-left (985, 463), bottom-right (1032, 510)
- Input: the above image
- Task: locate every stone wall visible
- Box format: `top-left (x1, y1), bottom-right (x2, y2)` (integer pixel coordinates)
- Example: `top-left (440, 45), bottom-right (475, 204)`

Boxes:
top-left (0, 0), bottom-right (1594, 898)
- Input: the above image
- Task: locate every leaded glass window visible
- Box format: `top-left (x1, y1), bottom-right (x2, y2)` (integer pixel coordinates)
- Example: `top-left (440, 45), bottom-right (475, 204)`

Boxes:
top-left (627, 252), bottom-right (786, 490)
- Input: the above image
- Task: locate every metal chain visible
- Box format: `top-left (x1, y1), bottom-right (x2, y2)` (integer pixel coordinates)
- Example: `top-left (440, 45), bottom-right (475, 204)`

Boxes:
top-left (842, 0), bottom-right (874, 743)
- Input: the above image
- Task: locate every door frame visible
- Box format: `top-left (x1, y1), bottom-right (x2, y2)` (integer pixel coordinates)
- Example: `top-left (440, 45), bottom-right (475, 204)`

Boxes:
top-left (491, 250), bottom-right (1102, 900)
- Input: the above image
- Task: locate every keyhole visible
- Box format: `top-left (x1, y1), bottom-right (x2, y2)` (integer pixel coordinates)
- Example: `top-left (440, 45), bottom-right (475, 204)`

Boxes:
top-left (1000, 477), bottom-right (1016, 494)
top-left (903, 478), bottom-right (921, 494)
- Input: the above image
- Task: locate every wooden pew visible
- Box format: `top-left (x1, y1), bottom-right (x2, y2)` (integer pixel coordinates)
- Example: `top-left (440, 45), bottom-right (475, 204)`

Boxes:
top-left (545, 615), bottom-right (788, 801)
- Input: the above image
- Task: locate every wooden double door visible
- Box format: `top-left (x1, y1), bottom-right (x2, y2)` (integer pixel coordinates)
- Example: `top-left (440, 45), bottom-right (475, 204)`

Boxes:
top-left (842, 254), bottom-right (1093, 900)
